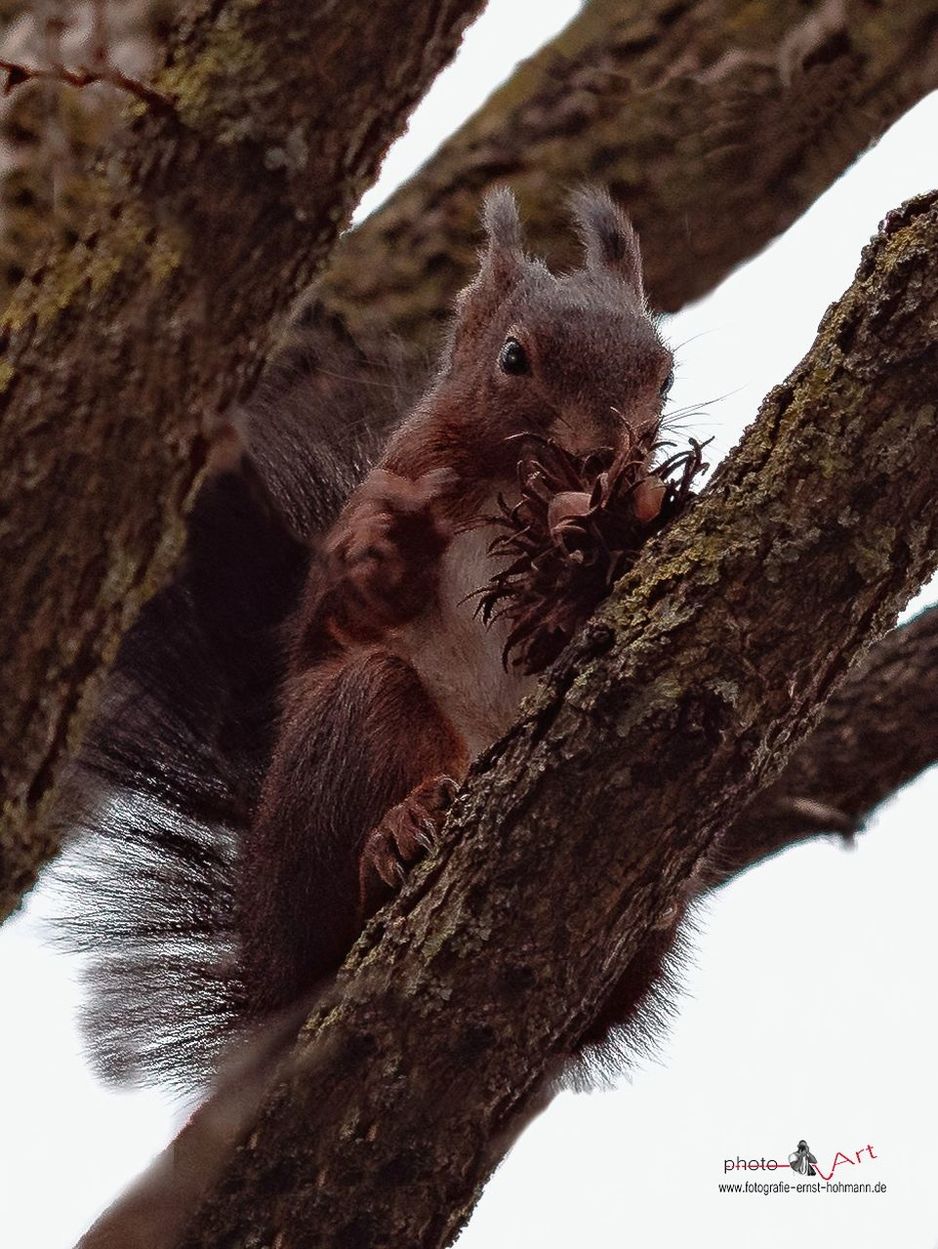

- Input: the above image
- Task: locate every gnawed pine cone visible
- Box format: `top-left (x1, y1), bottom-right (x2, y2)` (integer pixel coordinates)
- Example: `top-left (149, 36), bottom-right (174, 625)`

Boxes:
top-left (478, 432), bottom-right (710, 674)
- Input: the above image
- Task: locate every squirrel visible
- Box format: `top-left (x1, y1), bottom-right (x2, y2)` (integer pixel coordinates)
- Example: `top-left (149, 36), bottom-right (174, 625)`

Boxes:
top-left (52, 187), bottom-right (680, 1092)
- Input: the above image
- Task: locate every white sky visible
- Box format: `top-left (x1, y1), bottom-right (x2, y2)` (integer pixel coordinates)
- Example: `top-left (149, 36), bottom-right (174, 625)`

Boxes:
top-left (3, 3), bottom-right (938, 1246)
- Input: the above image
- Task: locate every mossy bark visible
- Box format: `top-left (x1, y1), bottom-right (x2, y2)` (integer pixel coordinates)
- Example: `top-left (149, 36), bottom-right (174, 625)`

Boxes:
top-left (319, 0), bottom-right (938, 348)
top-left (170, 194), bottom-right (938, 1249)
top-left (0, 0), bottom-right (168, 303)
top-left (0, 0), bottom-right (485, 921)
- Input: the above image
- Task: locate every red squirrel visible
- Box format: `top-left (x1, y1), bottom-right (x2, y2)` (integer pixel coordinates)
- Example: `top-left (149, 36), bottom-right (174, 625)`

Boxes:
top-left (54, 187), bottom-right (676, 1089)
top-left (239, 187), bottom-right (674, 1019)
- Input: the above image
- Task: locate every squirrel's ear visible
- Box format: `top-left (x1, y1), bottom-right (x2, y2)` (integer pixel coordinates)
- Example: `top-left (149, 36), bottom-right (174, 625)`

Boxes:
top-left (569, 186), bottom-right (643, 300)
top-left (480, 186), bottom-right (524, 287)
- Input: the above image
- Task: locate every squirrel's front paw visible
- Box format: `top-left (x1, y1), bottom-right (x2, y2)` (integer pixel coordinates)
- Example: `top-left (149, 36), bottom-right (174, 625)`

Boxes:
top-left (324, 469), bottom-right (455, 642)
top-left (358, 774), bottom-right (458, 915)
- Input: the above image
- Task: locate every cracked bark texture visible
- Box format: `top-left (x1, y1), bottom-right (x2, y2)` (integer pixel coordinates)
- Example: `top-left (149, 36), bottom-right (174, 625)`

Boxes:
top-left (168, 194), bottom-right (938, 1249)
top-left (318, 0), bottom-right (938, 349)
top-left (0, 0), bottom-right (485, 921)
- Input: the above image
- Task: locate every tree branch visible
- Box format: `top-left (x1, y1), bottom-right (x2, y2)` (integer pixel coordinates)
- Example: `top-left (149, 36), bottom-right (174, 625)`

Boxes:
top-left (711, 602), bottom-right (938, 881)
top-left (0, 0), bottom-right (485, 922)
top-left (161, 193), bottom-right (938, 1248)
top-left (317, 0), bottom-right (938, 348)
top-left (76, 611), bottom-right (938, 1249)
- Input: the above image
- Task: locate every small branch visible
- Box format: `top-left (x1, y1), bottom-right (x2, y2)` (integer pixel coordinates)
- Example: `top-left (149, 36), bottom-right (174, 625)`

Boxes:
top-left (89, 0), bottom-right (110, 71)
top-left (710, 603), bottom-right (938, 881)
top-left (0, 58), bottom-right (173, 111)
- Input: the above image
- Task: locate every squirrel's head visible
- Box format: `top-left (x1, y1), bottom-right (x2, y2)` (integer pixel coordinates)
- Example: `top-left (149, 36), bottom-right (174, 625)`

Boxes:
top-left (423, 186), bottom-right (673, 485)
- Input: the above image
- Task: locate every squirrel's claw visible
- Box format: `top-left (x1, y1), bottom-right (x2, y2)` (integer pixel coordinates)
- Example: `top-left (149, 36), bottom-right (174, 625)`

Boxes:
top-left (357, 773), bottom-right (460, 917)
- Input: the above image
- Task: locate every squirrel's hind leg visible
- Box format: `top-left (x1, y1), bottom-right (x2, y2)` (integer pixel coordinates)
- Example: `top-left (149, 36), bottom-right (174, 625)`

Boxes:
top-left (240, 647), bottom-right (467, 1017)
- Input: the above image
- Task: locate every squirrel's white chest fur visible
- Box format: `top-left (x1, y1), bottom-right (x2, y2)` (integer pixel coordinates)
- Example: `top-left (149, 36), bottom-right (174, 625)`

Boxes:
top-left (394, 519), bottom-right (537, 760)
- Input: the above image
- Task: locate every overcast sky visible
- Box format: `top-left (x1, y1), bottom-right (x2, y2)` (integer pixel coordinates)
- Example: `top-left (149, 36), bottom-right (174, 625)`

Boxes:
top-left (2, 3), bottom-right (937, 1246)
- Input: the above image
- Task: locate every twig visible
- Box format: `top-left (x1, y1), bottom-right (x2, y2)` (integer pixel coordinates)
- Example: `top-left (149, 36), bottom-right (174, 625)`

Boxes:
top-left (0, 58), bottom-right (173, 111)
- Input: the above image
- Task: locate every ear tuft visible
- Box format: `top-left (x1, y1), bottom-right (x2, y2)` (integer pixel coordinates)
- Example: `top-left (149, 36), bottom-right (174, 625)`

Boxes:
top-left (478, 186), bottom-right (525, 289)
top-left (482, 186), bottom-right (524, 255)
top-left (569, 185), bottom-right (643, 299)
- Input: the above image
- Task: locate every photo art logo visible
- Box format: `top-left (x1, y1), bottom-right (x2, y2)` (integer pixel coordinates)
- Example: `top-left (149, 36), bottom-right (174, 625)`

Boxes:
top-left (724, 1138), bottom-right (879, 1181)
top-left (718, 1138), bottom-right (887, 1195)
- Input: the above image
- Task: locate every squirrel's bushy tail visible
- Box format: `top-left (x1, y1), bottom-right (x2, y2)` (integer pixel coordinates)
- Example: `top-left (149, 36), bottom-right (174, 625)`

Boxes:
top-left (50, 312), bottom-right (422, 1092)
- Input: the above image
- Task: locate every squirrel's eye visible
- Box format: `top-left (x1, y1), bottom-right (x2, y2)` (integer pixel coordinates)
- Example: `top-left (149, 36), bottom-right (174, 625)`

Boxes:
top-left (660, 368), bottom-right (675, 400)
top-left (499, 338), bottom-right (530, 376)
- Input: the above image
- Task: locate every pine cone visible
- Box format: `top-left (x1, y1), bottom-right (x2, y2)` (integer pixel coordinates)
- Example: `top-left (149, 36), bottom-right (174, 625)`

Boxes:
top-left (478, 432), bottom-right (710, 674)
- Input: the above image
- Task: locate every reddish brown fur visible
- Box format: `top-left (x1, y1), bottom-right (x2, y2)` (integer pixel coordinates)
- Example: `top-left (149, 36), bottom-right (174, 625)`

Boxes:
top-left (241, 649), bottom-right (467, 1014)
top-left (237, 187), bottom-right (674, 1022)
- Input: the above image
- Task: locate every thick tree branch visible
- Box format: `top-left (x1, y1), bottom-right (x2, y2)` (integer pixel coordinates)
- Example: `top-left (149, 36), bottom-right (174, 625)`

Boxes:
top-left (318, 0), bottom-right (938, 348)
top-left (162, 195), bottom-right (938, 1248)
top-left (76, 605), bottom-right (938, 1249)
top-left (0, 0), bottom-right (485, 921)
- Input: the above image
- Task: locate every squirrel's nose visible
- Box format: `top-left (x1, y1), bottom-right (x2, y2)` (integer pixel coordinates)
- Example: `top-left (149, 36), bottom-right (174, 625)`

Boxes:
top-left (610, 402), bottom-right (661, 464)
top-left (550, 401), bottom-right (659, 461)
top-left (550, 405), bottom-right (621, 457)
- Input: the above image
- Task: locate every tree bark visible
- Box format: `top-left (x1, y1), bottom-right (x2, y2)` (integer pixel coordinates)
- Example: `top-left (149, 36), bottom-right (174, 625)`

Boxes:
top-left (165, 194), bottom-right (938, 1249)
top-left (74, 607), bottom-right (938, 1249)
top-left (0, 0), bottom-right (164, 305)
top-left (0, 0), bottom-right (484, 921)
top-left (318, 0), bottom-right (938, 348)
